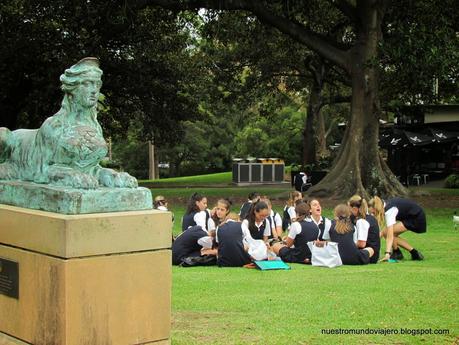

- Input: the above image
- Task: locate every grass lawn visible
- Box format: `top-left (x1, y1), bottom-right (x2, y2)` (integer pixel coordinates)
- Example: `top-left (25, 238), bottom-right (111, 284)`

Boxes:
top-left (140, 172), bottom-right (233, 187)
top-left (161, 182), bottom-right (459, 344)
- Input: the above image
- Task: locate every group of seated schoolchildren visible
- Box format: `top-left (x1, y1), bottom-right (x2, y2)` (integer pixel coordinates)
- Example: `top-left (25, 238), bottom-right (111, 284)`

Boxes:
top-left (171, 190), bottom-right (427, 268)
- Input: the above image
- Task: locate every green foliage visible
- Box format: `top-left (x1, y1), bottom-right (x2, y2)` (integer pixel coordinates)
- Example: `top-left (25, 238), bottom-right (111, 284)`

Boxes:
top-left (157, 118), bottom-right (235, 177)
top-left (233, 96), bottom-right (305, 164)
top-left (381, 0), bottom-right (459, 105)
top-left (0, 1), bottom-right (202, 143)
top-left (444, 174), bottom-right (459, 189)
top-left (3, 0), bottom-right (457, 185)
top-left (109, 124), bottom-right (149, 179)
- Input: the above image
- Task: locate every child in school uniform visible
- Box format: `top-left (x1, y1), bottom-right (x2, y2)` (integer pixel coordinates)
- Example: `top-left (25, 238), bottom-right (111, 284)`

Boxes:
top-left (182, 192), bottom-right (216, 232)
top-left (154, 195), bottom-right (176, 242)
top-left (348, 195), bottom-right (380, 263)
top-left (271, 203), bottom-right (319, 264)
top-left (211, 198), bottom-right (232, 227)
top-left (260, 196), bottom-right (283, 241)
top-left (154, 195), bottom-right (168, 211)
top-left (369, 196), bottom-right (425, 261)
top-left (241, 201), bottom-right (271, 241)
top-left (282, 191), bottom-right (302, 231)
top-left (172, 225), bottom-right (215, 265)
top-left (307, 198), bottom-right (332, 241)
top-left (216, 213), bottom-right (252, 267)
top-left (328, 204), bottom-right (374, 265)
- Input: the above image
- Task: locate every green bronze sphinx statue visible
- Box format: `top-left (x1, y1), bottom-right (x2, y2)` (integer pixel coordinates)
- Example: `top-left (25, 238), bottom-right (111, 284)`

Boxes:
top-left (0, 57), bottom-right (137, 189)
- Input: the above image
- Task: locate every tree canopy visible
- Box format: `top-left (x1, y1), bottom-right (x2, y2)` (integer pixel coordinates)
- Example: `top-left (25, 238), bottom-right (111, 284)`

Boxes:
top-left (1, 0), bottom-right (457, 196)
top-left (141, 0), bottom-right (458, 198)
top-left (0, 1), bottom-right (201, 143)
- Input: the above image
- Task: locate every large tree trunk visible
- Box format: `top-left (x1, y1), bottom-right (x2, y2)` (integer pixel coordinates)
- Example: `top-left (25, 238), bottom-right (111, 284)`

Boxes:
top-left (302, 58), bottom-right (326, 166)
top-left (315, 110), bottom-right (330, 160)
top-left (308, 1), bottom-right (407, 199)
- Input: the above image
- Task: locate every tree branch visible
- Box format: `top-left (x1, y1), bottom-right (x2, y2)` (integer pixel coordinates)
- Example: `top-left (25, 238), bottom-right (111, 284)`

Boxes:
top-left (249, 4), bottom-right (349, 70)
top-left (140, 0), bottom-right (350, 71)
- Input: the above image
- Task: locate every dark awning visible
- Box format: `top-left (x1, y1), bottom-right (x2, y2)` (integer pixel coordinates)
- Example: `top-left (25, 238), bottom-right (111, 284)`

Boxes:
top-left (403, 130), bottom-right (436, 146)
top-left (429, 128), bottom-right (459, 143)
top-left (379, 129), bottom-right (435, 148)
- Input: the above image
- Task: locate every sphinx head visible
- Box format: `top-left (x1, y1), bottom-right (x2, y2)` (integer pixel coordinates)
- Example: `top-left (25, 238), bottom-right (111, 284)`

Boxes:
top-left (60, 57), bottom-right (103, 109)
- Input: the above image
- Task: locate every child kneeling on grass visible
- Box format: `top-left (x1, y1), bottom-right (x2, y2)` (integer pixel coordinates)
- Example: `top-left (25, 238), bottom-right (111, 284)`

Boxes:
top-left (216, 213), bottom-right (252, 267)
top-left (172, 225), bottom-right (216, 266)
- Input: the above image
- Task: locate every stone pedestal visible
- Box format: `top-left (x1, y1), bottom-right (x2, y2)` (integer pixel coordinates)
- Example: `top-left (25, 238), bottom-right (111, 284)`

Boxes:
top-left (0, 181), bottom-right (153, 214)
top-left (0, 204), bottom-right (171, 345)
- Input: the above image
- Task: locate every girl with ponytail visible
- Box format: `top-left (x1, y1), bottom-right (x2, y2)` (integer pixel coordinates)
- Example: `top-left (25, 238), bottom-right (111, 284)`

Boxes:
top-left (348, 195), bottom-right (381, 263)
top-left (368, 196), bottom-right (426, 262)
top-left (241, 200), bottom-right (271, 241)
top-left (329, 204), bottom-right (374, 265)
top-left (182, 192), bottom-right (216, 232)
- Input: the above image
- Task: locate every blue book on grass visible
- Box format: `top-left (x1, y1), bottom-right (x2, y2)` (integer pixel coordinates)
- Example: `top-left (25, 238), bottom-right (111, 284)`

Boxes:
top-left (254, 260), bottom-right (290, 270)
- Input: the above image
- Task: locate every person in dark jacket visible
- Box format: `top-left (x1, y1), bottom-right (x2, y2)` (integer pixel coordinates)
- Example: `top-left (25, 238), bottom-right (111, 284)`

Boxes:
top-left (216, 214), bottom-right (251, 267)
top-left (241, 201), bottom-right (271, 241)
top-left (172, 225), bottom-right (214, 265)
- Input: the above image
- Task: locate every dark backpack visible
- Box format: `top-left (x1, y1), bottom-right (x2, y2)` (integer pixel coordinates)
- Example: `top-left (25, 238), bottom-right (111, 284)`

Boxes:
top-left (239, 202), bottom-right (252, 220)
top-left (179, 255), bottom-right (217, 267)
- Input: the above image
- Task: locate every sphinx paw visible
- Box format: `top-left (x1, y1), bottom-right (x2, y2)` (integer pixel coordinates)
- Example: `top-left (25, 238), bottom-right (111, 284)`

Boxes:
top-left (98, 169), bottom-right (137, 188)
top-left (49, 170), bottom-right (99, 189)
top-left (73, 174), bottom-right (99, 189)
top-left (118, 172), bottom-right (138, 188)
top-left (0, 163), bottom-right (17, 180)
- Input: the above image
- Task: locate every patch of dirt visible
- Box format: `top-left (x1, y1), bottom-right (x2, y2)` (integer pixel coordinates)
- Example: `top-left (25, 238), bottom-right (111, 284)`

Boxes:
top-left (166, 190), bottom-right (459, 210)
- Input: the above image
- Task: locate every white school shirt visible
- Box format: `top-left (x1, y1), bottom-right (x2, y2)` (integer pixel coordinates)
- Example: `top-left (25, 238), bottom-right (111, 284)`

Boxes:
top-left (197, 236), bottom-right (213, 249)
top-left (194, 210), bottom-right (216, 231)
top-left (385, 207), bottom-right (399, 227)
top-left (287, 221), bottom-right (302, 239)
top-left (307, 216), bottom-right (332, 240)
top-left (287, 206), bottom-right (296, 220)
top-left (353, 218), bottom-right (370, 243)
top-left (270, 210), bottom-right (283, 228)
top-left (241, 219), bottom-right (271, 238)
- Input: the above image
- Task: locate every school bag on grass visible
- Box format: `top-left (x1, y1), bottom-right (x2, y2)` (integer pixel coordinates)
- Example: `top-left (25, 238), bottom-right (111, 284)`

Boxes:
top-left (179, 255), bottom-right (217, 267)
top-left (245, 237), bottom-right (268, 261)
top-left (307, 241), bottom-right (342, 268)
